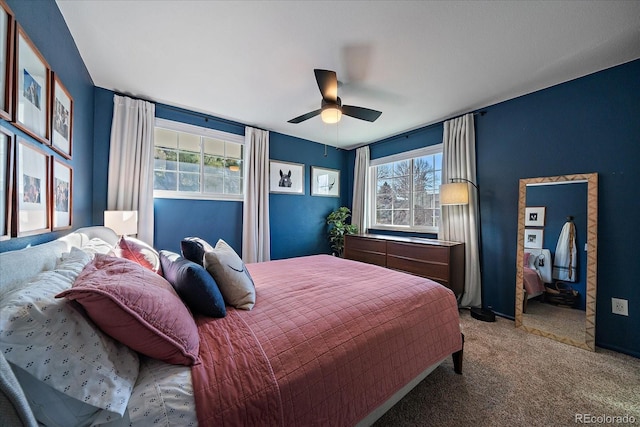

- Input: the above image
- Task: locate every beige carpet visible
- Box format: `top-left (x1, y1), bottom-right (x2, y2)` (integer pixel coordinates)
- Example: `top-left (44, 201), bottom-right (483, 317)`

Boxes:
top-left (523, 299), bottom-right (585, 344)
top-left (374, 310), bottom-right (640, 427)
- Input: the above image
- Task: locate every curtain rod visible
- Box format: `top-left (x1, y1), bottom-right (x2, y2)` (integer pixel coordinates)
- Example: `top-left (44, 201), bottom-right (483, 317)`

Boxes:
top-left (113, 91), bottom-right (244, 129)
top-left (157, 103), bottom-right (245, 128)
top-left (371, 110), bottom-right (487, 146)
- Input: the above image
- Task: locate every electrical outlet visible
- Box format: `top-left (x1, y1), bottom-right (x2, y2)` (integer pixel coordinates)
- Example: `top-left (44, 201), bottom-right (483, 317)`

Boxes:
top-left (612, 298), bottom-right (629, 316)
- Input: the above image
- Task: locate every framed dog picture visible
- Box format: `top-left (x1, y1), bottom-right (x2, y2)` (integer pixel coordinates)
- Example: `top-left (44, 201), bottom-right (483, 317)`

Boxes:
top-left (269, 160), bottom-right (304, 195)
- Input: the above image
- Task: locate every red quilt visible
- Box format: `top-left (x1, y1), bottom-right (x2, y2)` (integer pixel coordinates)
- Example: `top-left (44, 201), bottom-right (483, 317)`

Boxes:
top-left (192, 255), bottom-right (462, 426)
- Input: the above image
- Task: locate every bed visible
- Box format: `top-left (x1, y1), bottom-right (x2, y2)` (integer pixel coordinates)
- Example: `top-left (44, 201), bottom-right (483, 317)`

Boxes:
top-left (0, 226), bottom-right (463, 427)
top-left (522, 248), bottom-right (552, 312)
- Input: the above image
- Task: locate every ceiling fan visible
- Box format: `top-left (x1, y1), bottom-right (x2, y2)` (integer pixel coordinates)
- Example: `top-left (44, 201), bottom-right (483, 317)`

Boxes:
top-left (288, 69), bottom-right (382, 124)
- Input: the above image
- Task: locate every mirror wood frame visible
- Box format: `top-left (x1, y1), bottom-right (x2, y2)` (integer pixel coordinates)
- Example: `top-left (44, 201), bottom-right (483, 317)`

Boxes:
top-left (515, 173), bottom-right (598, 351)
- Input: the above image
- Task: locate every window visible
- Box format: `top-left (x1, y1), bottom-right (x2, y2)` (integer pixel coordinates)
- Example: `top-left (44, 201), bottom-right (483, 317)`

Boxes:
top-left (369, 144), bottom-right (442, 233)
top-left (153, 118), bottom-right (244, 201)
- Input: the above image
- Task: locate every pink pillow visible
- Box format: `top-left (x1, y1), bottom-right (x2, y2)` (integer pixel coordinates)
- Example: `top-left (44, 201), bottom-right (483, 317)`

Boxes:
top-left (114, 236), bottom-right (162, 274)
top-left (56, 255), bottom-right (200, 366)
top-left (523, 252), bottom-right (531, 266)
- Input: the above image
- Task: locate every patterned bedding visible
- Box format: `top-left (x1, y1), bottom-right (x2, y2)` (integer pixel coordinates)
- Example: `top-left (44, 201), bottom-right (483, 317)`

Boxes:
top-left (127, 357), bottom-right (196, 427)
top-left (192, 255), bottom-right (462, 426)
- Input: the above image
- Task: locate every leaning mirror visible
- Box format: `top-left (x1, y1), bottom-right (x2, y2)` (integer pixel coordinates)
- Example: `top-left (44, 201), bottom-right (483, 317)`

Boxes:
top-left (515, 173), bottom-right (598, 351)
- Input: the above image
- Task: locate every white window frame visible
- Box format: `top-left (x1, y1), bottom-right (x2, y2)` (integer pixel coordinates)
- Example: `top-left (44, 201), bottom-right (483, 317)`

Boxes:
top-left (153, 118), bottom-right (245, 201)
top-left (368, 144), bottom-right (443, 233)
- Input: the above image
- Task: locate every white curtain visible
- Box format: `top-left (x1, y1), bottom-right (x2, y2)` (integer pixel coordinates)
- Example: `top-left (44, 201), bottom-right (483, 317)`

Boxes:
top-left (107, 95), bottom-right (155, 244)
top-left (351, 146), bottom-right (370, 233)
top-left (439, 113), bottom-right (482, 308)
top-left (242, 127), bottom-right (270, 263)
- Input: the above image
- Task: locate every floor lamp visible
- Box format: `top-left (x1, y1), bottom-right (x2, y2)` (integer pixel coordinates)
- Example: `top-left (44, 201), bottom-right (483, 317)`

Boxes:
top-left (440, 178), bottom-right (496, 322)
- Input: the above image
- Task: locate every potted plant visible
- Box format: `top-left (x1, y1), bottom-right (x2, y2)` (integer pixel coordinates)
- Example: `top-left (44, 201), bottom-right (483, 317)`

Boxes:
top-left (327, 206), bottom-right (358, 257)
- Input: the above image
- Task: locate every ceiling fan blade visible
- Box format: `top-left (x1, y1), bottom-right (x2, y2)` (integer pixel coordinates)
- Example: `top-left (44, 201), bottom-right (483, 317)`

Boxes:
top-left (341, 105), bottom-right (382, 122)
top-left (287, 109), bottom-right (321, 124)
top-left (314, 69), bottom-right (338, 102)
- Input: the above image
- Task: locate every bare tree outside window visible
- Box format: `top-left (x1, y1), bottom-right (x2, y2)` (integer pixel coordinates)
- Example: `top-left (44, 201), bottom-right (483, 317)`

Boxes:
top-left (374, 151), bottom-right (442, 231)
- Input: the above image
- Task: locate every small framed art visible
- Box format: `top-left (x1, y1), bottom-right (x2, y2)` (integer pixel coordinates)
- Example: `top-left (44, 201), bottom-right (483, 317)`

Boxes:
top-left (524, 228), bottom-right (544, 249)
top-left (51, 73), bottom-right (73, 158)
top-left (269, 160), bottom-right (304, 194)
top-left (525, 206), bottom-right (546, 227)
top-left (15, 25), bottom-right (51, 144)
top-left (0, 126), bottom-right (14, 240)
top-left (0, 2), bottom-right (14, 120)
top-left (52, 158), bottom-right (72, 230)
top-left (16, 138), bottom-right (50, 236)
top-left (311, 166), bottom-right (340, 197)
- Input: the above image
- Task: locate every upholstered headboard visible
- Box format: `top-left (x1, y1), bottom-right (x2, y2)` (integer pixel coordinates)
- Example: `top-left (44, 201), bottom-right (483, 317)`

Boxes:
top-left (0, 227), bottom-right (118, 296)
top-left (524, 248), bottom-right (552, 284)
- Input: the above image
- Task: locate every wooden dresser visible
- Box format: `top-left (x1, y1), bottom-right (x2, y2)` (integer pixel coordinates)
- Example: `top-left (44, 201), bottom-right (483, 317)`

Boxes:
top-left (344, 233), bottom-right (465, 297)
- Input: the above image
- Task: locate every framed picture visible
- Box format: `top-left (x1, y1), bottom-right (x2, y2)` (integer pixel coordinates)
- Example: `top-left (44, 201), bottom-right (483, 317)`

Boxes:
top-left (0, 126), bottom-right (14, 240)
top-left (525, 206), bottom-right (546, 227)
top-left (311, 166), bottom-right (340, 197)
top-left (524, 228), bottom-right (544, 249)
top-left (0, 2), bottom-right (14, 120)
top-left (16, 138), bottom-right (50, 236)
top-left (51, 73), bottom-right (73, 158)
top-left (52, 158), bottom-right (72, 230)
top-left (269, 160), bottom-right (304, 194)
top-left (15, 25), bottom-right (50, 144)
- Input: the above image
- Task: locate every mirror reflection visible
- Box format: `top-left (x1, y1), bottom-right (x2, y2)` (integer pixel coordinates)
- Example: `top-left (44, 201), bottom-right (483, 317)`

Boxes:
top-left (515, 173), bottom-right (598, 351)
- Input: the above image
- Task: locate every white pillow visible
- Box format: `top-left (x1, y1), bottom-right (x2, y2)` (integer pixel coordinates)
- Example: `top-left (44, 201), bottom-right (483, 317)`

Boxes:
top-left (0, 249), bottom-right (139, 424)
top-left (203, 239), bottom-right (256, 310)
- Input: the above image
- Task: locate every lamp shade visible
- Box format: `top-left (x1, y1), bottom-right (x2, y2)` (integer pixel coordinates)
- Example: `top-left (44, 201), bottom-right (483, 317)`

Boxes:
top-left (440, 182), bottom-right (469, 205)
top-left (104, 210), bottom-right (138, 236)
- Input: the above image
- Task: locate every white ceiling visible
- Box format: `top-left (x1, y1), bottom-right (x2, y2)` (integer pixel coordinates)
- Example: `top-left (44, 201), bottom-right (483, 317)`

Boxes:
top-left (56, 1), bottom-right (640, 150)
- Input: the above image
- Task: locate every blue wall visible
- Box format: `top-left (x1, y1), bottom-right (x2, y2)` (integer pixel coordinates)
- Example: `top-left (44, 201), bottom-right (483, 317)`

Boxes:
top-left (366, 59), bottom-right (639, 356)
top-left (0, 0), bottom-right (94, 252)
top-left (92, 88), bottom-right (349, 256)
top-left (269, 132), bottom-right (349, 259)
top-left (476, 59), bottom-right (640, 356)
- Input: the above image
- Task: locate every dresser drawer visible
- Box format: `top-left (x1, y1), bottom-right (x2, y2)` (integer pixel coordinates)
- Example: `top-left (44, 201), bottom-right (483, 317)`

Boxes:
top-left (386, 242), bottom-right (449, 264)
top-left (344, 235), bottom-right (387, 267)
top-left (386, 255), bottom-right (450, 282)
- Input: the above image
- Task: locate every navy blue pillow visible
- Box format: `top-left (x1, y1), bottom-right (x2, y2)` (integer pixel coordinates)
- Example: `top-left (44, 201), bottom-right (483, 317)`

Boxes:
top-left (180, 237), bottom-right (214, 266)
top-left (159, 250), bottom-right (226, 318)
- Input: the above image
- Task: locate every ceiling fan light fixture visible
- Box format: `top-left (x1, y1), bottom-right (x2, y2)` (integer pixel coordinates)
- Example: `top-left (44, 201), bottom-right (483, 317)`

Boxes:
top-left (321, 105), bottom-right (342, 124)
